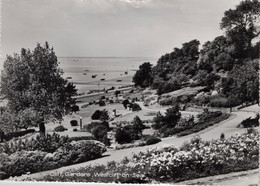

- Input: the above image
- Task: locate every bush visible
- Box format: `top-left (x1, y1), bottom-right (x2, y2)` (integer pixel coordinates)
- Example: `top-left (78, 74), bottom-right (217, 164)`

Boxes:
top-left (91, 110), bottom-right (101, 120)
top-left (163, 104), bottom-right (181, 128)
top-left (240, 114), bottom-right (259, 128)
top-left (209, 95), bottom-right (229, 107)
top-left (197, 109), bottom-right (222, 123)
top-left (2, 129), bottom-right (36, 142)
top-left (54, 125), bottom-right (68, 132)
top-left (152, 112), bottom-right (165, 130)
top-left (122, 99), bottom-right (130, 109)
top-left (71, 105), bottom-right (80, 112)
top-left (91, 110), bottom-right (109, 121)
top-left (0, 140), bottom-right (107, 179)
top-left (145, 136), bottom-right (161, 145)
top-left (220, 133), bottom-right (225, 140)
top-left (132, 103), bottom-right (142, 111)
top-left (177, 112), bottom-right (230, 137)
top-left (132, 116), bottom-right (145, 132)
top-left (0, 150), bottom-right (47, 177)
top-left (68, 140), bottom-right (106, 163)
top-left (84, 121), bottom-right (109, 133)
top-left (92, 125), bottom-right (108, 140)
top-left (159, 97), bottom-right (178, 106)
top-left (115, 124), bottom-right (143, 144)
top-left (115, 127), bottom-right (132, 144)
top-left (99, 101), bottom-right (106, 106)
top-left (0, 133), bottom-right (71, 154)
top-left (100, 110), bottom-right (110, 122)
top-left (70, 120), bottom-right (78, 126)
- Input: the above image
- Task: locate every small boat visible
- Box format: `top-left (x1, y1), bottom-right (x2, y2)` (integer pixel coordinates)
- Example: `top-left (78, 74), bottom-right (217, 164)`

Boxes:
top-left (116, 80), bottom-right (122, 82)
top-left (92, 75), bottom-right (97, 78)
top-left (83, 73), bottom-right (87, 75)
top-left (100, 78), bottom-right (105, 81)
top-left (66, 77), bottom-right (72, 79)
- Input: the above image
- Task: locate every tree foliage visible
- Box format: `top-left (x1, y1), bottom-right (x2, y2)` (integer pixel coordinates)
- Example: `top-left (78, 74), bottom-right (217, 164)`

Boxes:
top-left (1, 42), bottom-right (76, 132)
top-left (220, 0), bottom-right (260, 58)
top-left (133, 62), bottom-right (153, 87)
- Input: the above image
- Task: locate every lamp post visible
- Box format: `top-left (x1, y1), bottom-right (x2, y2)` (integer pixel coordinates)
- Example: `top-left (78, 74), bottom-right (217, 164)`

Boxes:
top-left (80, 117), bottom-right (82, 130)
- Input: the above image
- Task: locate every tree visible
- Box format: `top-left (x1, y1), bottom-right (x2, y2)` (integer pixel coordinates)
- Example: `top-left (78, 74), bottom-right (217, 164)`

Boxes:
top-left (133, 62), bottom-right (153, 87)
top-left (100, 109), bottom-right (110, 122)
top-left (132, 116), bottom-right (145, 132)
top-left (115, 127), bottom-right (132, 144)
top-left (1, 42), bottom-right (73, 133)
top-left (220, 0), bottom-right (260, 58)
top-left (221, 59), bottom-right (259, 106)
top-left (164, 104), bottom-right (181, 128)
top-left (152, 112), bottom-right (165, 130)
top-left (64, 82), bottom-right (78, 113)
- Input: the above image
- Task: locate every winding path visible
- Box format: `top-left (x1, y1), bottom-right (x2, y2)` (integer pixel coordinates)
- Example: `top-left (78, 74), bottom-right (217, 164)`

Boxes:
top-left (10, 105), bottom-right (259, 182)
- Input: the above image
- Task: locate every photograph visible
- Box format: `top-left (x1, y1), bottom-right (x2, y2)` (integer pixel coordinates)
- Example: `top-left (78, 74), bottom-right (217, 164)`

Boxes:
top-left (0, 0), bottom-right (259, 185)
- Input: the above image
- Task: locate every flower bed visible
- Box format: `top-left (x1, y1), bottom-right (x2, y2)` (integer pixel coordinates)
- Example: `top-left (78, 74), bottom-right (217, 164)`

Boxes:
top-left (0, 134), bottom-right (106, 179)
top-left (38, 131), bottom-right (259, 183)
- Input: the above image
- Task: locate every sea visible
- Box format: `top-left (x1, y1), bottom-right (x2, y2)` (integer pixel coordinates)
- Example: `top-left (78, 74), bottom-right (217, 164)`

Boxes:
top-left (58, 57), bottom-right (158, 94)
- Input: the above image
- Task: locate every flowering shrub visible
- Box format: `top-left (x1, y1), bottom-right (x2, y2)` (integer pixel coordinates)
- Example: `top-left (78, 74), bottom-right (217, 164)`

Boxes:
top-left (0, 140), bottom-right (106, 179)
top-left (0, 133), bottom-right (71, 154)
top-left (38, 131), bottom-right (259, 183)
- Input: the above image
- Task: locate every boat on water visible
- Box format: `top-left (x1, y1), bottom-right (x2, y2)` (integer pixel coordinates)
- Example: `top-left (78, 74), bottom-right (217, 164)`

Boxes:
top-left (66, 77), bottom-right (72, 79)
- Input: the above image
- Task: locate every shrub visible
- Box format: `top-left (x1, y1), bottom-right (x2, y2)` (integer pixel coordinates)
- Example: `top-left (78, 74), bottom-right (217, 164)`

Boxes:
top-left (68, 140), bottom-right (106, 163)
top-left (0, 133), bottom-right (71, 154)
top-left (0, 140), bottom-right (107, 178)
top-left (197, 110), bottom-right (222, 123)
top-left (115, 127), bottom-right (132, 144)
top-left (109, 100), bottom-right (114, 104)
top-left (220, 133), bottom-right (225, 140)
top-left (92, 125), bottom-right (108, 140)
top-left (100, 110), bottom-right (110, 122)
top-left (159, 97), bottom-right (178, 106)
top-left (115, 124), bottom-right (143, 144)
top-left (132, 103), bottom-right (142, 111)
top-left (152, 112), bottom-right (165, 130)
top-left (91, 109), bottom-right (109, 121)
top-left (209, 95), bottom-right (229, 107)
top-left (91, 110), bottom-right (101, 120)
top-left (132, 116), bottom-right (145, 132)
top-left (163, 104), bottom-right (181, 128)
top-left (84, 121), bottom-right (109, 133)
top-left (70, 120), bottom-right (78, 126)
top-left (240, 114), bottom-right (259, 128)
top-left (122, 99), bottom-right (130, 109)
top-left (145, 136), bottom-right (161, 145)
top-left (2, 129), bottom-right (36, 142)
top-left (99, 101), bottom-right (106, 106)
top-left (54, 125), bottom-right (68, 132)
top-left (71, 105), bottom-right (80, 112)
top-left (0, 150), bottom-right (47, 177)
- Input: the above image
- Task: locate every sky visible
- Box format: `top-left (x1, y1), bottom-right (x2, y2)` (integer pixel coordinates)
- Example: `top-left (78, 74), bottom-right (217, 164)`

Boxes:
top-left (1, 0), bottom-right (242, 59)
